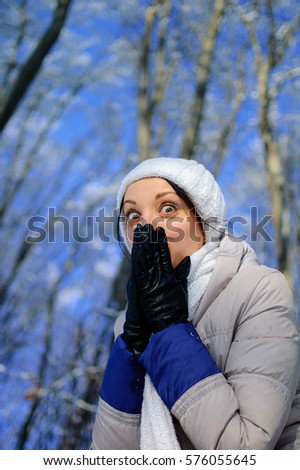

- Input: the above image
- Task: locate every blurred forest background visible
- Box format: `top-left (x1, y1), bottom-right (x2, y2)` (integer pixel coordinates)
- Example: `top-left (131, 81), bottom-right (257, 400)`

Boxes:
top-left (1, 0), bottom-right (300, 450)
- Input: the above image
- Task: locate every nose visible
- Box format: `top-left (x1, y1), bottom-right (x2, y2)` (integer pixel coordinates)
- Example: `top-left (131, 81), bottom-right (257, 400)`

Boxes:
top-left (141, 211), bottom-right (164, 231)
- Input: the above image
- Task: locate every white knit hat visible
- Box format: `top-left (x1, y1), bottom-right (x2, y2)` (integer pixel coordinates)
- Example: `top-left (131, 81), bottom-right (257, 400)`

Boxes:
top-left (117, 157), bottom-right (226, 244)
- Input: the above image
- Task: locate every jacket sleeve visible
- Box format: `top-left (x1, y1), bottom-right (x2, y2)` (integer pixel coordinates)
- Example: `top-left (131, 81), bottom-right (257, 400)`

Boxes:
top-left (91, 334), bottom-right (144, 450)
top-left (139, 323), bottom-right (220, 409)
top-left (139, 271), bottom-right (300, 449)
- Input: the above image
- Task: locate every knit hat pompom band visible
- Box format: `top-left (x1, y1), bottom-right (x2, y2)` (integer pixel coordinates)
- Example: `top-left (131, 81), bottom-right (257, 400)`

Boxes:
top-left (117, 157), bottom-right (226, 246)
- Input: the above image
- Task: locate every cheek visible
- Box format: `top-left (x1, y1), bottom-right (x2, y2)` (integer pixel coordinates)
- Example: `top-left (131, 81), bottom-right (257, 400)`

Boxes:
top-left (163, 219), bottom-right (192, 243)
top-left (164, 222), bottom-right (191, 262)
top-left (126, 225), bottom-right (134, 247)
top-left (165, 219), bottom-right (204, 266)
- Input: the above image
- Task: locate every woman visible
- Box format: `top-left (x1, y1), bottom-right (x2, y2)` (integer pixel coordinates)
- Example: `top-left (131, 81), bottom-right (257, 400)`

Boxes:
top-left (92, 157), bottom-right (300, 450)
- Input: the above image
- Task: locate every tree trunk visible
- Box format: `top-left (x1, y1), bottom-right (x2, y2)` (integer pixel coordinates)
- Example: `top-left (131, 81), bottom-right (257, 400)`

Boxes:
top-left (258, 61), bottom-right (291, 282)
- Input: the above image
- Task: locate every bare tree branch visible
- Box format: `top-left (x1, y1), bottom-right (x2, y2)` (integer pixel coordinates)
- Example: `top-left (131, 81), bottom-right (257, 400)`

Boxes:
top-left (213, 49), bottom-right (246, 175)
top-left (0, 0), bottom-right (28, 101)
top-left (0, 75), bottom-right (83, 223)
top-left (181, 0), bottom-right (227, 160)
top-left (0, 0), bottom-right (73, 133)
top-left (270, 66), bottom-right (300, 98)
top-left (137, 0), bottom-right (171, 160)
top-left (237, 0), bottom-right (300, 283)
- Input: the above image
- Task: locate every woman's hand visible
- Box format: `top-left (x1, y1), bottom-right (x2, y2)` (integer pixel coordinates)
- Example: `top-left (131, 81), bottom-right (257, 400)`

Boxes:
top-left (132, 224), bottom-right (190, 333)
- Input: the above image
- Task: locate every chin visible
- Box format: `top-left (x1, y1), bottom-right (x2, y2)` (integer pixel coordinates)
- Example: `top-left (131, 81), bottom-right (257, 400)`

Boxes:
top-left (170, 253), bottom-right (184, 269)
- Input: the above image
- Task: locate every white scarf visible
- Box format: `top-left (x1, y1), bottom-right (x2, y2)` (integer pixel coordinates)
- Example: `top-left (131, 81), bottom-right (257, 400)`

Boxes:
top-left (140, 241), bottom-right (220, 449)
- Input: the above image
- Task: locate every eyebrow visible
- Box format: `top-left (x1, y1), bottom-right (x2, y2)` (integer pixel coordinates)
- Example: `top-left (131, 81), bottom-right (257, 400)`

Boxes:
top-left (155, 191), bottom-right (177, 200)
top-left (123, 199), bottom-right (137, 206)
top-left (123, 191), bottom-right (177, 206)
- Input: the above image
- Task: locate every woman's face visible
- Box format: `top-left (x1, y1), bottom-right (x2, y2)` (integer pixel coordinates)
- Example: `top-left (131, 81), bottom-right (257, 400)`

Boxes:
top-left (123, 177), bottom-right (204, 268)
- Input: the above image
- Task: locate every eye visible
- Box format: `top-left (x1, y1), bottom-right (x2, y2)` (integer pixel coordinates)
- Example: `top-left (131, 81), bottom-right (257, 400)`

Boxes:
top-left (161, 204), bottom-right (177, 215)
top-left (126, 211), bottom-right (140, 222)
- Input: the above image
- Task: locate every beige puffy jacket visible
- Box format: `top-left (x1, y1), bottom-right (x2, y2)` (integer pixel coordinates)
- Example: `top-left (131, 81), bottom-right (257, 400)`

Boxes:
top-left (92, 236), bottom-right (300, 450)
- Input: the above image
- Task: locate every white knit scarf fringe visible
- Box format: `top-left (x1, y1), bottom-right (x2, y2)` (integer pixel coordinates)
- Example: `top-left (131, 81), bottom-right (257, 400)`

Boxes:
top-left (140, 241), bottom-right (220, 449)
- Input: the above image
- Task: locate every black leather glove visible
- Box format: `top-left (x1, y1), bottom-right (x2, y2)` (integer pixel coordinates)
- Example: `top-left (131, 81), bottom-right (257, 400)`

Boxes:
top-left (132, 224), bottom-right (190, 333)
top-left (123, 226), bottom-right (152, 352)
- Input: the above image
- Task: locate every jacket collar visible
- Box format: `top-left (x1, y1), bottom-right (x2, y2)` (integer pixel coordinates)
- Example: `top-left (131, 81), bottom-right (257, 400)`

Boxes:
top-left (193, 235), bottom-right (259, 324)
